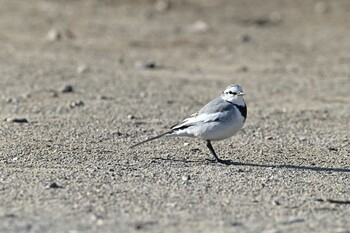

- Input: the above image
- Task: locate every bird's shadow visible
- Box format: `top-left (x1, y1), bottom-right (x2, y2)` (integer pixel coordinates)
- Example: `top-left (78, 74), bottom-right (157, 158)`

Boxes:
top-left (151, 157), bottom-right (350, 173)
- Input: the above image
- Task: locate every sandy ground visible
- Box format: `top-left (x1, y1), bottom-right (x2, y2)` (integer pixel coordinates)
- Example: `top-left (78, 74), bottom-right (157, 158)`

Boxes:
top-left (0, 0), bottom-right (349, 232)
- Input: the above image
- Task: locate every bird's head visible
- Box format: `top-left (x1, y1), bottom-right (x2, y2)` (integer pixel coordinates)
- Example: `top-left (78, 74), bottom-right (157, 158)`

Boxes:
top-left (221, 85), bottom-right (245, 104)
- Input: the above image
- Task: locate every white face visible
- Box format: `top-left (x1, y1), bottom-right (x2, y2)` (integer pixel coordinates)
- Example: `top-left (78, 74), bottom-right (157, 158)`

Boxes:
top-left (221, 85), bottom-right (245, 104)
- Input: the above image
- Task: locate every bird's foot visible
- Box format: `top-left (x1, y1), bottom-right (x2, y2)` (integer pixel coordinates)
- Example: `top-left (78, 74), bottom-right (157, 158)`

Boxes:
top-left (217, 159), bottom-right (232, 165)
top-left (205, 158), bottom-right (232, 165)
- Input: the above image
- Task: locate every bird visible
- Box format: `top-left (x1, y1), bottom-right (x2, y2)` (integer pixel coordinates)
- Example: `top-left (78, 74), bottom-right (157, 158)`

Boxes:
top-left (130, 84), bottom-right (247, 164)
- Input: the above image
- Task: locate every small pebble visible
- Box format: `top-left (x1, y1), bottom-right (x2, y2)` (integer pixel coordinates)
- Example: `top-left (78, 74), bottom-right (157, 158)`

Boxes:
top-left (328, 147), bottom-right (338, 152)
top-left (43, 182), bottom-right (62, 189)
top-left (111, 130), bottom-right (123, 136)
top-left (61, 84), bottom-right (74, 93)
top-left (187, 20), bottom-right (209, 33)
top-left (5, 97), bottom-right (14, 103)
top-left (135, 61), bottom-right (157, 69)
top-left (181, 175), bottom-right (190, 181)
top-left (237, 33), bottom-right (251, 43)
top-left (97, 95), bottom-right (109, 100)
top-left (46, 28), bottom-right (75, 41)
top-left (49, 90), bottom-right (59, 97)
top-left (22, 93), bottom-right (31, 99)
top-left (6, 117), bottom-right (29, 123)
top-left (183, 142), bottom-right (190, 146)
top-left (46, 28), bottom-right (61, 41)
top-left (282, 217), bottom-right (305, 225)
top-left (252, 17), bottom-right (270, 27)
top-left (273, 198), bottom-right (282, 206)
top-left (190, 148), bottom-right (200, 153)
top-left (234, 65), bottom-right (249, 72)
top-left (96, 219), bottom-right (104, 226)
top-left (231, 222), bottom-right (242, 227)
top-left (127, 114), bottom-right (135, 119)
top-left (69, 100), bottom-right (84, 108)
top-left (77, 64), bottom-right (89, 74)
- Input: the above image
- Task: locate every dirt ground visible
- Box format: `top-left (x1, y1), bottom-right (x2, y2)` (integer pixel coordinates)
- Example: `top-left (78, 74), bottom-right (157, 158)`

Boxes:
top-left (0, 0), bottom-right (349, 232)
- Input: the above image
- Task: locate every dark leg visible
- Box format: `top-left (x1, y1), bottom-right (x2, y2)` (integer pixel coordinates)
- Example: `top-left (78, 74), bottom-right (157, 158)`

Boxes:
top-left (206, 140), bottom-right (231, 165)
top-left (206, 140), bottom-right (221, 161)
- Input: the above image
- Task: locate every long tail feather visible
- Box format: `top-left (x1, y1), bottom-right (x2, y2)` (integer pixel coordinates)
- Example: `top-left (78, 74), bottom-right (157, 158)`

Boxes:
top-left (130, 131), bottom-right (173, 148)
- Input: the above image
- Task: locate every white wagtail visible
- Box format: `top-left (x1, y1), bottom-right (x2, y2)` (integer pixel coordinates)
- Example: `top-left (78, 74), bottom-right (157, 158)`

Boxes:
top-left (131, 84), bottom-right (247, 164)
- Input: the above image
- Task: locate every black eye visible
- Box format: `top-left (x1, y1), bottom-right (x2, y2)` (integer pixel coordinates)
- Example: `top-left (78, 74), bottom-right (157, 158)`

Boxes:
top-left (228, 91), bottom-right (237, 95)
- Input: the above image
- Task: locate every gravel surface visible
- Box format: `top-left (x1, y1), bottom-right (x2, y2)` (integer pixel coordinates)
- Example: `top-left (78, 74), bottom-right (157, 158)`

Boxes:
top-left (0, 1), bottom-right (349, 232)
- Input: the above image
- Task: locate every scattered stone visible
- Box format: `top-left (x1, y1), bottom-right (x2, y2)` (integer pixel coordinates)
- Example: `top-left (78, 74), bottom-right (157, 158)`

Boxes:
top-left (234, 65), bottom-right (249, 72)
top-left (190, 148), bottom-right (201, 153)
top-left (187, 20), bottom-right (209, 33)
top-left (61, 84), bottom-right (74, 93)
top-left (6, 117), bottom-right (29, 123)
top-left (3, 213), bottom-right (16, 218)
top-left (282, 217), bottom-right (305, 225)
top-left (46, 28), bottom-right (75, 41)
top-left (183, 142), bottom-right (189, 146)
top-left (241, 16), bottom-right (280, 27)
top-left (328, 147), bottom-right (338, 152)
top-left (166, 202), bottom-right (177, 208)
top-left (5, 97), bottom-right (14, 103)
top-left (231, 222), bottom-right (242, 227)
top-left (43, 182), bottom-right (62, 189)
top-left (46, 28), bottom-right (61, 41)
top-left (134, 221), bottom-right (157, 230)
top-left (273, 197), bottom-right (282, 206)
top-left (127, 114), bottom-right (135, 119)
top-left (250, 17), bottom-right (270, 27)
top-left (96, 219), bottom-right (104, 226)
top-left (237, 33), bottom-right (251, 43)
top-left (135, 61), bottom-right (157, 70)
top-left (97, 95), bottom-right (110, 100)
top-left (181, 175), bottom-right (190, 181)
top-left (49, 90), bottom-right (59, 97)
top-left (22, 93), bottom-right (31, 99)
top-left (69, 100), bottom-right (84, 108)
top-left (77, 64), bottom-right (89, 74)
top-left (111, 130), bottom-right (123, 136)
top-left (313, 197), bottom-right (324, 202)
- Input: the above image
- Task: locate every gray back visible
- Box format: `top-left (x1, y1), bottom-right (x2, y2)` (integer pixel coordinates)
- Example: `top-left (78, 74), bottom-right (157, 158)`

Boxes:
top-left (198, 97), bottom-right (233, 114)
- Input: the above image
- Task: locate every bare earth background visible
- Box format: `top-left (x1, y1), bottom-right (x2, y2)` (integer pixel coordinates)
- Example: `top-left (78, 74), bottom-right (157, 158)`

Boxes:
top-left (0, 0), bottom-right (349, 232)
